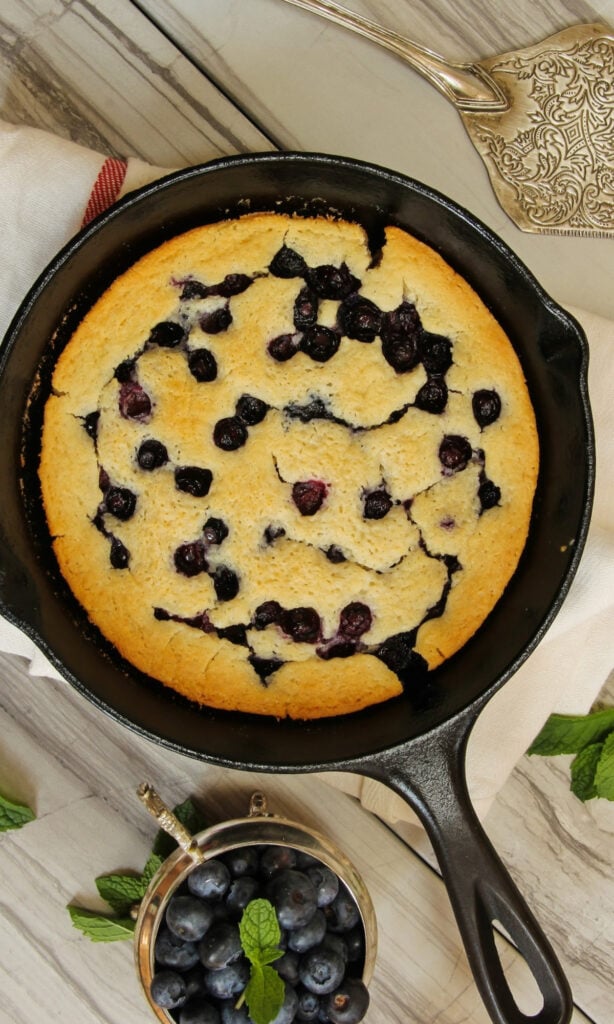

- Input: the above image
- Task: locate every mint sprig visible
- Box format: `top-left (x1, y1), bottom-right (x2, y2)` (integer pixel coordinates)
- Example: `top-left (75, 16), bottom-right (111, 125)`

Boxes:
top-left (239, 898), bottom-right (285, 1024)
top-left (67, 796), bottom-right (206, 941)
top-left (528, 706), bottom-right (614, 801)
top-left (0, 791), bottom-right (36, 831)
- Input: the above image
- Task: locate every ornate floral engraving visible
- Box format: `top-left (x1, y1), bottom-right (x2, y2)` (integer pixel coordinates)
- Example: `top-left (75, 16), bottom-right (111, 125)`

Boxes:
top-left (471, 35), bottom-right (614, 233)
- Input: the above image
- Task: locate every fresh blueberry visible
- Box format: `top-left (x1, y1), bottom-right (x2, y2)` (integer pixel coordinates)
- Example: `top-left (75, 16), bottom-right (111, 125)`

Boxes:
top-left (269, 984), bottom-right (299, 1024)
top-left (421, 333), bottom-right (453, 375)
top-left (300, 325), bottom-right (341, 362)
top-left (275, 949), bottom-right (301, 986)
top-left (296, 986), bottom-right (322, 1022)
top-left (203, 958), bottom-right (250, 1000)
top-left (292, 479), bottom-right (327, 516)
top-left (219, 1001), bottom-right (251, 1024)
top-left (109, 536), bottom-right (130, 569)
top-left (119, 381), bottom-right (151, 420)
top-left (212, 565), bottom-right (240, 601)
top-left (200, 305), bottom-right (232, 334)
top-left (306, 864), bottom-right (340, 908)
top-left (294, 287), bottom-right (319, 330)
top-left (137, 439), bottom-right (169, 470)
top-left (287, 908), bottom-right (327, 953)
top-left (414, 377), bottom-right (448, 414)
top-left (213, 417), bottom-right (248, 451)
top-left (439, 435), bottom-right (472, 472)
top-left (187, 859), bottom-right (231, 901)
top-left (150, 969), bottom-right (188, 1009)
top-left (175, 466), bottom-right (213, 497)
top-left (307, 263), bottom-right (360, 300)
top-left (269, 245), bottom-right (308, 278)
top-left (174, 541), bottom-right (208, 577)
top-left (148, 321), bottom-right (185, 347)
top-left (188, 348), bottom-right (218, 382)
top-left (338, 602), bottom-right (372, 639)
top-left (268, 869), bottom-right (318, 930)
top-left (344, 925), bottom-right (365, 964)
top-left (203, 517), bottom-right (229, 546)
top-left (299, 944), bottom-right (346, 995)
top-left (259, 845), bottom-right (298, 880)
top-left (225, 876), bottom-right (260, 919)
top-left (324, 978), bottom-right (370, 1024)
top-left (268, 333), bottom-right (298, 362)
top-left (472, 388), bottom-right (502, 428)
top-left (337, 294), bottom-right (382, 342)
top-left (324, 888), bottom-right (360, 933)
top-left (155, 927), bottom-right (201, 971)
top-left (198, 922), bottom-right (243, 970)
top-left (380, 301), bottom-right (422, 372)
top-left (166, 895), bottom-right (214, 942)
top-left (105, 486), bottom-right (136, 521)
top-left (179, 1000), bottom-right (221, 1024)
top-left (235, 394), bottom-right (268, 425)
top-left (279, 607), bottom-right (321, 644)
top-left (223, 847), bottom-right (260, 878)
top-left (363, 488), bottom-right (392, 520)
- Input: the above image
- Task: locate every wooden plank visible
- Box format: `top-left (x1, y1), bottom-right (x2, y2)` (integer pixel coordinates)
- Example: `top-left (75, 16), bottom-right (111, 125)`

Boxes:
top-left (0, 650), bottom-right (598, 1023)
top-left (0, 0), bottom-right (272, 163)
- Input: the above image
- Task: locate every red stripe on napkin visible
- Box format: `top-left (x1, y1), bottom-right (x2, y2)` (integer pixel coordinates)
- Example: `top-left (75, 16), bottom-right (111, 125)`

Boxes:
top-left (82, 157), bottom-right (128, 226)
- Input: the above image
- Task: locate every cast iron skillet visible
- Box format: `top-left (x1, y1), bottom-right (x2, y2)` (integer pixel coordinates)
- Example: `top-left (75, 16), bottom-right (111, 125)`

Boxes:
top-left (0, 154), bottom-right (593, 1024)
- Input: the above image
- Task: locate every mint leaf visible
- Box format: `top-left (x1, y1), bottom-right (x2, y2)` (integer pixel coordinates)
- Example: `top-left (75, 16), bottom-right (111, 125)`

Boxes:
top-left (142, 852), bottom-right (164, 886)
top-left (595, 731), bottom-right (614, 800)
top-left (67, 905), bottom-right (135, 942)
top-left (244, 963), bottom-right (286, 1024)
top-left (0, 792), bottom-right (35, 832)
top-left (95, 872), bottom-right (146, 913)
top-left (528, 708), bottom-right (614, 755)
top-left (240, 899), bottom-right (282, 965)
top-left (570, 743), bottom-right (603, 801)
top-left (151, 797), bottom-right (207, 858)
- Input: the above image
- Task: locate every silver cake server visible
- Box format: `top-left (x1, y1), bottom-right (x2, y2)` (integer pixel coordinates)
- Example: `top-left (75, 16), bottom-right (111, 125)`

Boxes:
top-left (280, 0), bottom-right (614, 236)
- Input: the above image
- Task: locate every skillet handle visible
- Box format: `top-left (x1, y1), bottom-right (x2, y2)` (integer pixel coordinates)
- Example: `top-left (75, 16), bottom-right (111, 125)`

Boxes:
top-left (360, 714), bottom-right (573, 1024)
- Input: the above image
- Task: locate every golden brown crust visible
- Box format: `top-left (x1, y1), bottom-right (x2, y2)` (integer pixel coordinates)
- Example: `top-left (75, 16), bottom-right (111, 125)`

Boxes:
top-left (39, 212), bottom-right (538, 718)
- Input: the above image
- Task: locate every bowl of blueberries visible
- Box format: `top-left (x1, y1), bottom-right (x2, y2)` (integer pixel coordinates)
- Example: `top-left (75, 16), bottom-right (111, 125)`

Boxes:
top-left (134, 788), bottom-right (377, 1024)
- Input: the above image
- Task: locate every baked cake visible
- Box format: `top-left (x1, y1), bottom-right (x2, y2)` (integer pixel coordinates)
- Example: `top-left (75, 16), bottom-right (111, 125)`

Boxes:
top-left (39, 212), bottom-right (539, 719)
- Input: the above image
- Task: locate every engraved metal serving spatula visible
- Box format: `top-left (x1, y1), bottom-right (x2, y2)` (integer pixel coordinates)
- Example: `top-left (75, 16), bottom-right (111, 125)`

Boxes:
top-left (281, 0), bottom-right (614, 235)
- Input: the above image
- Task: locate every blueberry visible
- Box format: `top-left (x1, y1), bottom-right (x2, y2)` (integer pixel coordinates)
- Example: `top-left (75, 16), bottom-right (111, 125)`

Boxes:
top-left (180, 279), bottom-right (210, 300)
top-left (307, 263), bottom-right (360, 300)
top-left (183, 964), bottom-right (208, 1000)
top-left (213, 417), bottom-right (248, 451)
top-left (268, 333), bottom-right (298, 362)
top-left (292, 479), bottom-right (327, 516)
top-left (279, 607), bottom-right (321, 644)
top-left (109, 536), bottom-right (130, 569)
top-left (174, 541), bottom-right (208, 577)
top-left (218, 273), bottom-right (252, 297)
top-left (268, 869), bottom-right (318, 929)
top-left (324, 978), bottom-right (370, 1024)
top-left (260, 846), bottom-right (298, 880)
top-left (439, 435), bottom-right (472, 472)
top-left (155, 927), bottom-right (201, 971)
top-left (320, 933), bottom-right (349, 964)
top-left (105, 486), bottom-right (136, 521)
top-left (337, 294), bottom-right (382, 343)
top-left (188, 348), bottom-right (218, 382)
top-left (218, 624), bottom-right (248, 646)
top-left (166, 895), bottom-right (214, 942)
top-left (299, 944), bottom-right (345, 995)
top-left (223, 846), bottom-right (260, 878)
top-left (414, 377), bottom-right (448, 414)
top-left (150, 969), bottom-right (188, 1009)
top-left (264, 524), bottom-right (286, 544)
top-left (212, 565), bottom-right (240, 601)
top-left (338, 602), bottom-right (372, 640)
top-left (472, 388), bottom-right (502, 427)
top-left (137, 438), bottom-right (169, 470)
top-left (363, 488), bottom-right (392, 520)
top-left (421, 333), bottom-right (453, 375)
top-left (306, 864), bottom-right (340, 907)
top-left (478, 478), bottom-right (501, 510)
top-left (317, 641), bottom-right (357, 661)
top-left (294, 287), bottom-right (319, 330)
top-left (325, 545), bottom-right (346, 564)
top-left (198, 922), bottom-right (242, 970)
top-left (375, 631), bottom-right (417, 676)
top-left (344, 925), bottom-right (365, 963)
top-left (114, 358), bottom-right (136, 383)
top-left (148, 321), bottom-right (185, 347)
top-left (287, 908), bottom-right (327, 953)
top-left (188, 859), bottom-right (231, 900)
top-left (219, 1001), bottom-right (251, 1024)
top-left (119, 381), bottom-right (151, 420)
top-left (380, 301), bottom-right (422, 372)
top-left (253, 600), bottom-right (283, 629)
top-left (179, 1000), bottom-right (221, 1024)
top-left (276, 949), bottom-right (300, 985)
top-left (235, 394), bottom-right (268, 425)
top-left (83, 410), bottom-right (100, 439)
top-left (203, 517), bottom-right (229, 546)
top-left (225, 876), bottom-right (260, 918)
top-left (325, 888), bottom-right (360, 933)
top-left (296, 986), bottom-right (322, 1022)
top-left (300, 325), bottom-right (341, 362)
top-left (201, 305), bottom-right (232, 333)
top-left (269, 245), bottom-right (307, 278)
top-left (203, 958), bottom-right (250, 1000)
top-left (269, 984), bottom-right (299, 1024)
top-left (175, 466), bottom-right (213, 497)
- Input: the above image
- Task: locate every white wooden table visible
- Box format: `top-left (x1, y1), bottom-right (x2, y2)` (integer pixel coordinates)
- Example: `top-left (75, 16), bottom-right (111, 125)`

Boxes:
top-left (1, 2), bottom-right (613, 1023)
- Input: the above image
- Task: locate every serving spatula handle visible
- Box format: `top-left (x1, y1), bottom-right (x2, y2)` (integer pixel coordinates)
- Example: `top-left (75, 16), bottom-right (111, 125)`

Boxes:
top-left (359, 710), bottom-right (572, 1024)
top-left (280, 0), bottom-right (508, 111)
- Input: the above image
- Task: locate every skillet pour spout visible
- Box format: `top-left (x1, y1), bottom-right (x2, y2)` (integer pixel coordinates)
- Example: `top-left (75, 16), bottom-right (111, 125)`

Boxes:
top-left (0, 153), bottom-right (592, 1024)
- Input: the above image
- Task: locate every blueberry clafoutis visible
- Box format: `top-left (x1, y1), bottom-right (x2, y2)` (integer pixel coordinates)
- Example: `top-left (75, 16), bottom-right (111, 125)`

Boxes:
top-left (39, 213), bottom-right (538, 718)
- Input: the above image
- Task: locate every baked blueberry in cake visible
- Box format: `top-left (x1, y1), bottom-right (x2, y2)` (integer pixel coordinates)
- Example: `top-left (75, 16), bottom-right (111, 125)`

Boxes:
top-left (39, 213), bottom-right (539, 718)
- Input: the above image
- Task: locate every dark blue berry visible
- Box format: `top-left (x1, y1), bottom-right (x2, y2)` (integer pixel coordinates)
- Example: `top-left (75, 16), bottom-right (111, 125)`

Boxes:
top-left (149, 321), bottom-right (185, 347)
top-left (307, 263), bottom-right (360, 300)
top-left (114, 358), bottom-right (136, 383)
top-left (317, 640), bottom-right (356, 661)
top-left (268, 869), bottom-right (318, 929)
top-left (235, 394), bottom-right (268, 425)
top-left (253, 600), bottom-right (283, 629)
top-left (203, 517), bottom-right (229, 545)
top-left (109, 536), bottom-right (130, 569)
top-left (212, 565), bottom-right (239, 601)
top-left (294, 287), bottom-right (319, 330)
top-left (300, 325), bottom-right (341, 362)
top-left (439, 435), bottom-right (472, 472)
top-left (375, 631), bottom-right (417, 676)
top-left (280, 607), bottom-right (321, 644)
top-left (296, 986), bottom-right (322, 1022)
top-left (325, 888), bottom-right (360, 933)
top-left (288, 908), bottom-right (327, 953)
top-left (225, 876), bottom-right (260, 919)
top-left (421, 333), bottom-right (452, 375)
top-left (175, 466), bottom-right (213, 497)
top-left (188, 348), bottom-right (218, 382)
top-left (264, 524), bottom-right (286, 544)
top-left (137, 438), bottom-right (168, 470)
top-left (344, 925), bottom-right (365, 963)
top-left (150, 969), bottom-right (188, 1009)
top-left (166, 895), bottom-right (214, 942)
top-left (198, 922), bottom-right (242, 970)
top-left (363, 488), bottom-right (392, 520)
top-left (217, 624), bottom-right (248, 646)
top-left (306, 865), bottom-right (340, 908)
top-left (180, 279), bottom-right (210, 300)
top-left (339, 602), bottom-right (372, 639)
top-left (324, 978), bottom-right (370, 1024)
top-left (325, 545), bottom-right (346, 564)
top-left (179, 1000), bottom-right (221, 1024)
top-left (105, 486), bottom-right (136, 521)
top-left (155, 927), bottom-right (200, 970)
top-left (119, 381), bottom-right (151, 420)
top-left (219, 1001), bottom-right (250, 1024)
top-left (187, 859), bottom-right (231, 900)
top-left (218, 273), bottom-right (252, 297)
top-left (203, 958), bottom-right (250, 1000)
top-left (299, 944), bottom-right (345, 995)
top-left (223, 847), bottom-right (260, 878)
top-left (260, 845), bottom-right (298, 880)
top-left (268, 333), bottom-right (298, 362)
top-left (269, 985), bottom-right (299, 1024)
top-left (269, 245), bottom-right (307, 278)
top-left (472, 388), bottom-right (501, 427)
top-left (337, 294), bottom-right (382, 342)
top-left (414, 377), bottom-right (448, 414)
top-left (213, 417), bottom-right (248, 451)
top-left (201, 305), bottom-right (232, 333)
top-left (174, 541), bottom-right (208, 577)
top-left (83, 410), bottom-right (100, 439)
top-left (478, 478), bottom-right (501, 510)
top-left (381, 302), bottom-right (422, 372)
top-left (276, 949), bottom-right (300, 986)
top-left (292, 479), bottom-right (327, 516)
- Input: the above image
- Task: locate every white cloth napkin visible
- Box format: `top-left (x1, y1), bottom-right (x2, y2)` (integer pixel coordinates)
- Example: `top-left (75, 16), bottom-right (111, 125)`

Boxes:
top-left (1, 120), bottom-right (612, 827)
